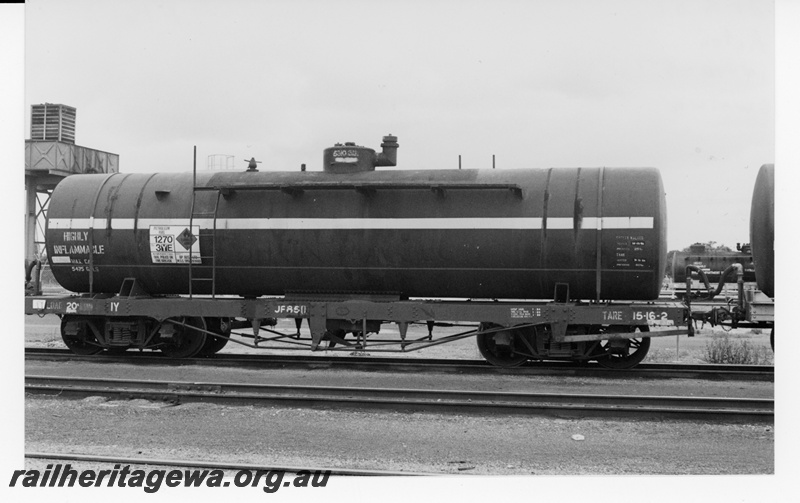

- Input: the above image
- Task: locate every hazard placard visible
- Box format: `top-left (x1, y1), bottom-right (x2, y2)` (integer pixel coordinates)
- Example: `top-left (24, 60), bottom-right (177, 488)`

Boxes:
top-left (149, 225), bottom-right (201, 264)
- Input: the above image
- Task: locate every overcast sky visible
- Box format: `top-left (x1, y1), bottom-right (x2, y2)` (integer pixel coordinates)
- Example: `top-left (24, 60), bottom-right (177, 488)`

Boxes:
top-left (23, 0), bottom-right (774, 250)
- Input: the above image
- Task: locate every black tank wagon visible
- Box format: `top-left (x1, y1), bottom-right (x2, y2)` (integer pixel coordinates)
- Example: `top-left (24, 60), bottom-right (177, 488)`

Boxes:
top-left (25, 136), bottom-right (772, 367)
top-left (746, 163), bottom-right (775, 347)
top-left (750, 164), bottom-right (774, 298)
top-left (670, 243), bottom-right (756, 285)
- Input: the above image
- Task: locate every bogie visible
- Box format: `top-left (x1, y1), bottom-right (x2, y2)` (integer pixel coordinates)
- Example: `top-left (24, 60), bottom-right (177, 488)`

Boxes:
top-left (476, 323), bottom-right (533, 367)
top-left (196, 317), bottom-right (232, 356)
top-left (60, 317), bottom-right (103, 355)
top-left (594, 326), bottom-right (651, 369)
top-left (475, 323), bottom-right (651, 369)
top-left (157, 317), bottom-right (207, 358)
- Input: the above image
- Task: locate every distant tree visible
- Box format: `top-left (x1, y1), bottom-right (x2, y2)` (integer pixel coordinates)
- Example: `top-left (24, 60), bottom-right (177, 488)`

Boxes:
top-left (682, 241), bottom-right (733, 252)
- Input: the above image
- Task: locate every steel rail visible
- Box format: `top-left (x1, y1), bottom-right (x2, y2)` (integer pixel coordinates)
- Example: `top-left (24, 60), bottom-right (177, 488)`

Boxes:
top-left (24, 348), bottom-right (775, 382)
top-left (25, 375), bottom-right (774, 423)
top-left (25, 452), bottom-right (430, 476)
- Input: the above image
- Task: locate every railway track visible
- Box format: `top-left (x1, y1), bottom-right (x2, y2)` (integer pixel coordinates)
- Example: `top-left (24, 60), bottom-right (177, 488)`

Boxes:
top-left (25, 347), bottom-right (774, 382)
top-left (25, 452), bottom-right (429, 476)
top-left (25, 374), bottom-right (773, 423)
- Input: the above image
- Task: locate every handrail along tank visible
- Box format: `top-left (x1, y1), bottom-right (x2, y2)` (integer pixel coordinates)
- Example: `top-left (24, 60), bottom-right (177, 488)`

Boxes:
top-left (45, 136), bottom-right (667, 301)
top-left (750, 163), bottom-right (774, 297)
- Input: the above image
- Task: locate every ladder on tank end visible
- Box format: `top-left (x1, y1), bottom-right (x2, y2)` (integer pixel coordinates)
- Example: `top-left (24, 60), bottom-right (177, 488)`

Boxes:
top-left (188, 146), bottom-right (221, 298)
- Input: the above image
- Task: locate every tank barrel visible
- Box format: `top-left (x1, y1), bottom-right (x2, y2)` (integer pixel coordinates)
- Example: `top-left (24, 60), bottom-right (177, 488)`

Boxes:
top-left (44, 165), bottom-right (666, 300)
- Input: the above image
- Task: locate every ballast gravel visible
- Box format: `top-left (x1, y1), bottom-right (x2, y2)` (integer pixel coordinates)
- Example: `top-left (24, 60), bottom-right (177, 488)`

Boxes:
top-left (25, 394), bottom-right (773, 475)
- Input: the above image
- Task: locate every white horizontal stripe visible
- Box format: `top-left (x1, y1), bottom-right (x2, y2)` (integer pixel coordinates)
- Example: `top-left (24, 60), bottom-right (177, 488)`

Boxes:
top-left (48, 218), bottom-right (94, 229)
top-left (582, 217), bottom-right (601, 230)
top-left (223, 218), bottom-right (541, 230)
top-left (544, 218), bottom-right (575, 229)
top-left (601, 216), bottom-right (654, 229)
top-left (48, 216), bottom-right (655, 231)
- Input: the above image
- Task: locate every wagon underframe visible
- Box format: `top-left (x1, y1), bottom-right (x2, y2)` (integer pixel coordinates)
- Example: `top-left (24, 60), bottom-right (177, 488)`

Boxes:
top-left (26, 291), bottom-right (688, 348)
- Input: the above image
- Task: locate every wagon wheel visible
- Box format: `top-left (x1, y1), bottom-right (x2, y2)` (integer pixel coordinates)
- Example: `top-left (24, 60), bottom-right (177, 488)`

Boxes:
top-left (476, 323), bottom-right (532, 368)
top-left (596, 325), bottom-right (651, 369)
top-left (60, 317), bottom-right (104, 355)
top-left (197, 317), bottom-right (231, 356)
top-left (159, 317), bottom-right (207, 358)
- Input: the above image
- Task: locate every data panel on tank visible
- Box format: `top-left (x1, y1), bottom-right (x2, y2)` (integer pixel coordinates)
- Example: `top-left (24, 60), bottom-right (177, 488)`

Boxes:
top-left (612, 234), bottom-right (650, 269)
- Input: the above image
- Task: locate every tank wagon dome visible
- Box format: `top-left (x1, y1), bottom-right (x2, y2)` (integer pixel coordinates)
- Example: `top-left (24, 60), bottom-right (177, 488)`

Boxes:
top-left (323, 135), bottom-right (398, 174)
top-left (44, 136), bottom-right (667, 301)
top-left (750, 163), bottom-right (774, 297)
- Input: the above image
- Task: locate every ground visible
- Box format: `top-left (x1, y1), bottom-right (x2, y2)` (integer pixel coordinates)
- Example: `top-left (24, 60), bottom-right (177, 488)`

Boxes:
top-left (25, 395), bottom-right (773, 475)
top-left (22, 312), bottom-right (774, 477)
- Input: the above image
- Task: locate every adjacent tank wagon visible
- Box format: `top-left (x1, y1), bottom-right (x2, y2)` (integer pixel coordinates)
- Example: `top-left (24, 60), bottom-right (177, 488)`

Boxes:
top-left (750, 164), bottom-right (774, 298)
top-left (670, 243), bottom-right (755, 284)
